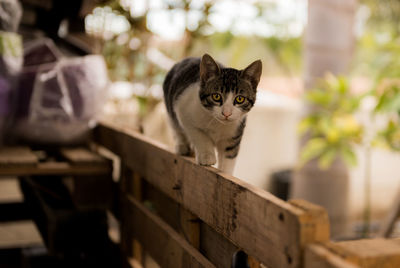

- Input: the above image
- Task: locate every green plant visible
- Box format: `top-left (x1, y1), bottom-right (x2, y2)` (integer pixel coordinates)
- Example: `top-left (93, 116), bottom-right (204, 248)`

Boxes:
top-left (374, 78), bottom-right (400, 151)
top-left (299, 74), bottom-right (364, 169)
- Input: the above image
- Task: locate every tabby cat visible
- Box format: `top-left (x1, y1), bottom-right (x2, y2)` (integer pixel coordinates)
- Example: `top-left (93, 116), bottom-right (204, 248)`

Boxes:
top-left (163, 54), bottom-right (262, 174)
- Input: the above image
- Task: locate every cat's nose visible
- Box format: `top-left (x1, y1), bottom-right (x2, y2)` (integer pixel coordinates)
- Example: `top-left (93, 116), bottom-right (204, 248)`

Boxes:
top-left (222, 110), bottom-right (232, 118)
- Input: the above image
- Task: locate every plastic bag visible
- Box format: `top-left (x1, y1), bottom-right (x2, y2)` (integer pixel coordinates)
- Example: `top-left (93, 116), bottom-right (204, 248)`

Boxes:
top-left (0, 0), bottom-right (22, 32)
top-left (15, 38), bottom-right (61, 119)
top-left (0, 31), bottom-right (22, 143)
top-left (14, 55), bottom-right (109, 144)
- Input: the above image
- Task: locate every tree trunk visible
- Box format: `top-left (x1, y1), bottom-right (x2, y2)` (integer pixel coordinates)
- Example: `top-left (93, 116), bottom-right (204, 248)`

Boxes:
top-left (291, 0), bottom-right (358, 238)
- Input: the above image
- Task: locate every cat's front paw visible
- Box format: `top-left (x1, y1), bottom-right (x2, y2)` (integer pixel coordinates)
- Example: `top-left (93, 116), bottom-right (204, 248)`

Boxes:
top-left (196, 152), bottom-right (216, 166)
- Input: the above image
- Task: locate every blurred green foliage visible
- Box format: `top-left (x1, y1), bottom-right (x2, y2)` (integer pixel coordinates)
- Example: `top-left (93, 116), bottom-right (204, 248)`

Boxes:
top-left (353, 1), bottom-right (400, 77)
top-left (352, 1), bottom-right (400, 153)
top-left (90, 0), bottom-right (303, 83)
top-left (299, 74), bottom-right (364, 169)
top-left (373, 78), bottom-right (400, 151)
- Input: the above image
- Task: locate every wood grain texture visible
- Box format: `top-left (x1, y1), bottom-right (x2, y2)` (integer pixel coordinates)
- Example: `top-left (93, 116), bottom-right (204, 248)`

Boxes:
top-left (93, 121), bottom-right (331, 268)
top-left (0, 220), bottom-right (43, 249)
top-left (125, 195), bottom-right (215, 268)
top-left (131, 172), bottom-right (144, 265)
top-left (326, 239), bottom-right (400, 268)
top-left (60, 147), bottom-right (108, 164)
top-left (0, 161), bottom-right (111, 176)
top-left (200, 223), bottom-right (238, 268)
top-left (0, 147), bottom-right (111, 176)
top-left (140, 180), bottom-right (239, 268)
top-left (305, 244), bottom-right (359, 268)
top-left (0, 147), bottom-right (38, 166)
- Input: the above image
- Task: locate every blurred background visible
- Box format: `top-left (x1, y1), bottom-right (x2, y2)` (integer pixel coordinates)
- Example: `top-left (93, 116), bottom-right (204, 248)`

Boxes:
top-left (2, 0), bottom-right (400, 243)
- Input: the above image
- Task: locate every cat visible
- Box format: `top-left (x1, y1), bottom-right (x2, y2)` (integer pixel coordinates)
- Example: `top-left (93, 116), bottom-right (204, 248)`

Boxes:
top-left (163, 54), bottom-right (262, 174)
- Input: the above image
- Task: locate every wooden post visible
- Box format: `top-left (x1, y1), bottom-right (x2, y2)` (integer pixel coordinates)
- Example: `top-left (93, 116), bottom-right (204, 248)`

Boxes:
top-left (379, 188), bottom-right (400, 237)
top-left (292, 0), bottom-right (358, 238)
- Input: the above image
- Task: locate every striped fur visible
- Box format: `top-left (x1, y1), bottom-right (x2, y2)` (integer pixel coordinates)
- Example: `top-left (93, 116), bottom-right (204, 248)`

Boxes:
top-left (163, 54), bottom-right (262, 174)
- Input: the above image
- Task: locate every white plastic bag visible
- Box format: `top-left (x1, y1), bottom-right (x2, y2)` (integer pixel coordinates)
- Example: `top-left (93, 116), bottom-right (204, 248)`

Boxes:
top-left (14, 55), bottom-right (109, 144)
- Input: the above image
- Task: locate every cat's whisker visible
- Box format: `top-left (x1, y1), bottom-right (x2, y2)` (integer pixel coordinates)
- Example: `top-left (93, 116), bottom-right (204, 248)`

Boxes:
top-left (214, 117), bottom-right (230, 125)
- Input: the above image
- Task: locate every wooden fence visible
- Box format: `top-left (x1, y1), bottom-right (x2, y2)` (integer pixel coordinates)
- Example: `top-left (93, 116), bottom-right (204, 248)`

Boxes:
top-left (92, 121), bottom-right (400, 268)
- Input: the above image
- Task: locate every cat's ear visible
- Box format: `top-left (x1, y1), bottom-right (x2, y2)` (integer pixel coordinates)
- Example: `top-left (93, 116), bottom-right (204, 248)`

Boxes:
top-left (241, 60), bottom-right (262, 90)
top-left (200, 54), bottom-right (220, 82)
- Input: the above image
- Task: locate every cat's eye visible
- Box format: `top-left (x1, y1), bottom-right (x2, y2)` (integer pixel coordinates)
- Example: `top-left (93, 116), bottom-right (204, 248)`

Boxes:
top-left (235, 95), bottom-right (245, 104)
top-left (212, 93), bottom-right (222, 102)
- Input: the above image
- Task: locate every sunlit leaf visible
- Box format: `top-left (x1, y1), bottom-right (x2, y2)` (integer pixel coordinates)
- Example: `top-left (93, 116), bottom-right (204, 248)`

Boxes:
top-left (341, 147), bottom-right (357, 166)
top-left (299, 138), bottom-right (327, 165)
top-left (318, 148), bottom-right (337, 169)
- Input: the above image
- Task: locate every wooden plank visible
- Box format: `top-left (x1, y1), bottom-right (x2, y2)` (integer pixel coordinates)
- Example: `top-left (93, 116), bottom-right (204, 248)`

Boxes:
top-left (305, 244), bottom-right (359, 268)
top-left (0, 178), bottom-right (23, 203)
top-left (200, 222), bottom-right (238, 268)
top-left (119, 164), bottom-right (134, 259)
top-left (131, 172), bottom-right (144, 265)
top-left (93, 121), bottom-right (331, 268)
top-left (69, 175), bottom-right (114, 209)
top-left (0, 161), bottom-right (111, 176)
top-left (141, 180), bottom-right (239, 268)
top-left (180, 208), bottom-right (200, 249)
top-left (60, 147), bottom-right (108, 165)
top-left (325, 239), bottom-right (400, 268)
top-left (0, 147), bottom-right (38, 166)
top-left (125, 195), bottom-right (215, 268)
top-left (289, 199), bottom-right (330, 245)
top-left (0, 220), bottom-right (43, 249)
top-left (19, 177), bottom-right (109, 255)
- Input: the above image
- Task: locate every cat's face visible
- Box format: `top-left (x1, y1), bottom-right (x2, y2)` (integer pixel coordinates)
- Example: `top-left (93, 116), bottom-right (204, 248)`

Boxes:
top-left (199, 54), bottom-right (262, 123)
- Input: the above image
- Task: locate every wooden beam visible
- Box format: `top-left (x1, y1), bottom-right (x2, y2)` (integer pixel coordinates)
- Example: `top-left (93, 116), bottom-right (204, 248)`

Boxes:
top-left (140, 179), bottom-right (239, 268)
top-left (0, 220), bottom-right (43, 249)
top-left (0, 161), bottom-right (111, 176)
top-left (124, 195), bottom-right (215, 268)
top-left (0, 147), bottom-right (38, 166)
top-left (326, 239), bottom-right (400, 268)
top-left (200, 222), bottom-right (238, 268)
top-left (305, 244), bottom-right (359, 268)
top-left (379, 188), bottom-right (400, 238)
top-left (0, 147), bottom-right (112, 177)
top-left (59, 147), bottom-right (108, 164)
top-left (93, 121), bottom-right (330, 268)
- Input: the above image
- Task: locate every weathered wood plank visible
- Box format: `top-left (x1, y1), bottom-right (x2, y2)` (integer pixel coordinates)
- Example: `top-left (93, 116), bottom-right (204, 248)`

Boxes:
top-left (0, 147), bottom-right (111, 176)
top-left (60, 147), bottom-right (108, 165)
top-left (305, 244), bottom-right (359, 268)
top-left (0, 147), bottom-right (38, 166)
top-left (119, 164), bottom-right (134, 259)
top-left (0, 178), bottom-right (23, 203)
top-left (289, 199), bottom-right (330, 245)
top-left (0, 161), bottom-right (111, 176)
top-left (131, 172), bottom-right (144, 265)
top-left (93, 121), bottom-right (330, 268)
top-left (326, 239), bottom-right (400, 268)
top-left (0, 220), bottom-right (43, 249)
top-left (140, 179), bottom-right (238, 267)
top-left (19, 177), bottom-right (109, 255)
top-left (200, 222), bottom-right (238, 268)
top-left (125, 195), bottom-right (215, 268)
top-left (180, 208), bottom-right (200, 249)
